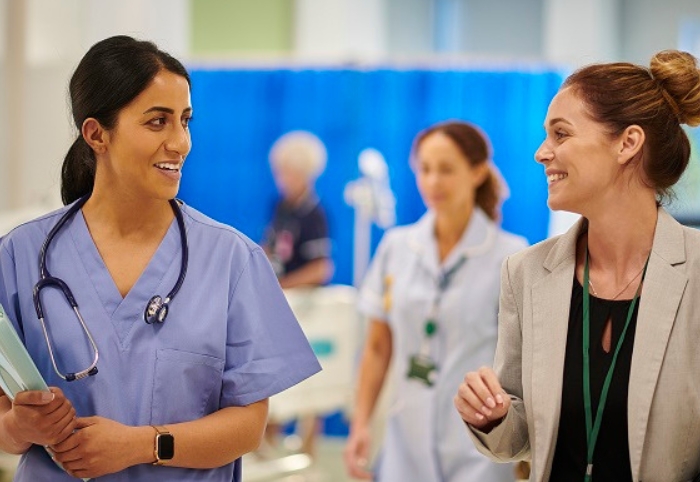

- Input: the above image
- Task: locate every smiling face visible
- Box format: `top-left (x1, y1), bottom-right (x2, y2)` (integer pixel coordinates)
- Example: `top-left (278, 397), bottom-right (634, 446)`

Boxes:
top-left (415, 131), bottom-right (487, 217)
top-left (535, 87), bottom-right (624, 214)
top-left (96, 69), bottom-right (192, 202)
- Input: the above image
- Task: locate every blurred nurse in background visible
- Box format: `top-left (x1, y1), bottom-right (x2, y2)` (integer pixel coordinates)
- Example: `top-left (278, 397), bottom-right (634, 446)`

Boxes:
top-left (263, 131), bottom-right (334, 290)
top-left (344, 121), bottom-right (527, 481)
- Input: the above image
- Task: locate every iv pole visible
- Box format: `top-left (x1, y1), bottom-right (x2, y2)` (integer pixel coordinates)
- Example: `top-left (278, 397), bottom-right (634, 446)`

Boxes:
top-left (344, 148), bottom-right (396, 287)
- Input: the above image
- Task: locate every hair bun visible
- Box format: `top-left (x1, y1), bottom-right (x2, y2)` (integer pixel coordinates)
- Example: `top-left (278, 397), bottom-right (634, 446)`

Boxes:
top-left (650, 50), bottom-right (700, 126)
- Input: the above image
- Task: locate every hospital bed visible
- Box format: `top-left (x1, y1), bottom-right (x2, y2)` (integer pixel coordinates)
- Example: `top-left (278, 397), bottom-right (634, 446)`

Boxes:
top-left (270, 284), bottom-right (359, 422)
top-left (243, 284), bottom-right (361, 481)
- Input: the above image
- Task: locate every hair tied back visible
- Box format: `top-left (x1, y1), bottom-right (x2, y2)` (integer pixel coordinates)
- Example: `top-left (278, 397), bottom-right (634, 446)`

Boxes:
top-left (648, 69), bottom-right (682, 123)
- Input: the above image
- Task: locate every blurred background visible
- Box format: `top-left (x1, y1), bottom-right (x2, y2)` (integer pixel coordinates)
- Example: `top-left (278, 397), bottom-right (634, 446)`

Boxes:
top-left (3, 0), bottom-right (700, 239)
top-left (1, 1), bottom-right (700, 481)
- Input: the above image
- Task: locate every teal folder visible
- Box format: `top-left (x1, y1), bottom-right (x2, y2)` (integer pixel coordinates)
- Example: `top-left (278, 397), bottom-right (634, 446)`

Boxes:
top-left (0, 304), bottom-right (49, 399)
top-left (0, 304), bottom-right (90, 480)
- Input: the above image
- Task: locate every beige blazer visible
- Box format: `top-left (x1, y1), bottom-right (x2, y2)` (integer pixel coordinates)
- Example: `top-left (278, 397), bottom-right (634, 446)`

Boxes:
top-left (468, 208), bottom-right (700, 482)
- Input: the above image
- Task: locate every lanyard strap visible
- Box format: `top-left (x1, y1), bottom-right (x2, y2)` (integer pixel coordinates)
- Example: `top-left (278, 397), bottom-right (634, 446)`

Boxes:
top-left (582, 250), bottom-right (649, 481)
top-left (423, 255), bottom-right (467, 338)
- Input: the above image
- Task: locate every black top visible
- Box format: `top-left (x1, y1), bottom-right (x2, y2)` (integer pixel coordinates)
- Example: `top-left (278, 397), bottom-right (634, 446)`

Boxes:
top-left (263, 195), bottom-right (330, 278)
top-left (549, 277), bottom-right (639, 482)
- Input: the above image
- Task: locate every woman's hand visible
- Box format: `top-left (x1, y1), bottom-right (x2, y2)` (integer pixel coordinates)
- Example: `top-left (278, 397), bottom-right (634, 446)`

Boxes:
top-left (343, 423), bottom-right (373, 480)
top-left (51, 416), bottom-right (147, 479)
top-left (454, 366), bottom-right (510, 430)
top-left (8, 387), bottom-right (76, 446)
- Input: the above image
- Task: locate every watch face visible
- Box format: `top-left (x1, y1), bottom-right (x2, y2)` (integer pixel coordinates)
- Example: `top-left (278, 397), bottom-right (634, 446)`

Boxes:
top-left (158, 434), bottom-right (175, 460)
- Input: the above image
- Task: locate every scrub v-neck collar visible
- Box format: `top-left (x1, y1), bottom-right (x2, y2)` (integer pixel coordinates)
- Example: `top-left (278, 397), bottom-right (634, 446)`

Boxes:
top-left (68, 209), bottom-right (181, 345)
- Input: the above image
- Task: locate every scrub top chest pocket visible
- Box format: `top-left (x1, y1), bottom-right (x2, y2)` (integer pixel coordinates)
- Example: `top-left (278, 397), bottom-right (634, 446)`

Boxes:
top-left (151, 348), bottom-right (225, 425)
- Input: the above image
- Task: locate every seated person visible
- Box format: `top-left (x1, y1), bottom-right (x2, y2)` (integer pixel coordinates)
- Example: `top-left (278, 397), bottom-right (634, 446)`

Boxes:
top-left (263, 131), bottom-right (333, 289)
top-left (261, 131), bottom-right (334, 457)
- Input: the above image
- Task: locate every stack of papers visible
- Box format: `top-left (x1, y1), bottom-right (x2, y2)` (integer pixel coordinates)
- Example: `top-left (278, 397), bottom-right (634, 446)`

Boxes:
top-left (0, 304), bottom-right (49, 399)
top-left (0, 305), bottom-right (89, 480)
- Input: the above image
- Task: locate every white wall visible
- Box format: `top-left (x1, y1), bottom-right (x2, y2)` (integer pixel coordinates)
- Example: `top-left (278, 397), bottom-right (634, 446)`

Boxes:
top-left (384, 0), bottom-right (543, 60)
top-left (543, 0), bottom-right (620, 67)
top-left (0, 0), bottom-right (8, 210)
top-left (386, 0), bottom-right (433, 57)
top-left (462, 0), bottom-right (543, 60)
top-left (0, 0), bottom-right (189, 212)
top-left (295, 0), bottom-right (387, 61)
top-left (621, 0), bottom-right (700, 64)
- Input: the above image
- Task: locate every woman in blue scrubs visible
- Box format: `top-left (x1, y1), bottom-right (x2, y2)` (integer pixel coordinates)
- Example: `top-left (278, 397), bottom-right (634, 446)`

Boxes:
top-left (344, 121), bottom-right (527, 481)
top-left (0, 35), bottom-right (320, 481)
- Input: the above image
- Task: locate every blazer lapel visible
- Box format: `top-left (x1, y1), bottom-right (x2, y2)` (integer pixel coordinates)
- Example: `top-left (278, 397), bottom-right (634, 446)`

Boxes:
top-left (627, 209), bottom-right (688, 482)
top-left (531, 217), bottom-right (582, 482)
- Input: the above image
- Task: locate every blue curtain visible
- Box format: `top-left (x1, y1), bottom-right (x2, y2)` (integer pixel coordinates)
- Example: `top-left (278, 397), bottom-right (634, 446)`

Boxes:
top-left (180, 67), bottom-right (563, 287)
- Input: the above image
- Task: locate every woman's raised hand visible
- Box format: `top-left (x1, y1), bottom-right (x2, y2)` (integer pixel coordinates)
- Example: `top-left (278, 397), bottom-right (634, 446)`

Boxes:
top-left (454, 366), bottom-right (510, 430)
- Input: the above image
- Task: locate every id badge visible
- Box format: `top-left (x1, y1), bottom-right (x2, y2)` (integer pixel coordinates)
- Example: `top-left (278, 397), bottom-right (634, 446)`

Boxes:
top-left (407, 354), bottom-right (438, 387)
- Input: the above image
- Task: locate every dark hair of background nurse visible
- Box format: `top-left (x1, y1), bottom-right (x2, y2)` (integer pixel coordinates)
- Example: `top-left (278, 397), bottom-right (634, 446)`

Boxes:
top-left (413, 121), bottom-right (504, 221)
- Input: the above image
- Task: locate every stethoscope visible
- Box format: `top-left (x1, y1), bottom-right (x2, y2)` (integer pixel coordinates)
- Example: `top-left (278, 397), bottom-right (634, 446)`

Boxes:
top-left (33, 195), bottom-right (189, 382)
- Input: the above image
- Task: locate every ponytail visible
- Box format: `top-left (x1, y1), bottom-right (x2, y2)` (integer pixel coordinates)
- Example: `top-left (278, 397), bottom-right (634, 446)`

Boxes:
top-left (61, 35), bottom-right (191, 205)
top-left (413, 120), bottom-right (505, 222)
top-left (61, 136), bottom-right (95, 205)
top-left (475, 167), bottom-right (502, 222)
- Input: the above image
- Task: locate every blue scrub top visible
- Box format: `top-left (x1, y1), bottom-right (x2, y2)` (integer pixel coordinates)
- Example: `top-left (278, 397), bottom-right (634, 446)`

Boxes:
top-left (0, 201), bottom-right (321, 482)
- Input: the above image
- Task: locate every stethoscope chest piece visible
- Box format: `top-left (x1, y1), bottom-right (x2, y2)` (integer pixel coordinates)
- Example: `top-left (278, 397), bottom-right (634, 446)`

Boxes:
top-left (144, 295), bottom-right (169, 324)
top-left (142, 198), bottom-right (188, 324)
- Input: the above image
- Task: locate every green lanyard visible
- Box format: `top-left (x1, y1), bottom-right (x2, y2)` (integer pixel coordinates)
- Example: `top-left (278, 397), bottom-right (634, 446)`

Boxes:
top-left (582, 250), bottom-right (649, 482)
top-left (422, 256), bottom-right (467, 341)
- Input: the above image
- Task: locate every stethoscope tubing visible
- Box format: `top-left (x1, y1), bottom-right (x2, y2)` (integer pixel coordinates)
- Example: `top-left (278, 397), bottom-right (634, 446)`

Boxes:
top-left (168, 198), bottom-right (188, 303)
top-left (33, 195), bottom-right (188, 381)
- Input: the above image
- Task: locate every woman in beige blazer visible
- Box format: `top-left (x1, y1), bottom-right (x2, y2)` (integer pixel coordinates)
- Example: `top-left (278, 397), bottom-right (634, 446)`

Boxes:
top-left (454, 50), bottom-right (700, 482)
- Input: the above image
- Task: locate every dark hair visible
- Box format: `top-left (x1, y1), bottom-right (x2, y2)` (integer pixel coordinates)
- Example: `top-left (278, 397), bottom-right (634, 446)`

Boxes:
top-left (61, 35), bottom-right (191, 205)
top-left (413, 121), bottom-right (503, 221)
top-left (562, 49), bottom-right (700, 201)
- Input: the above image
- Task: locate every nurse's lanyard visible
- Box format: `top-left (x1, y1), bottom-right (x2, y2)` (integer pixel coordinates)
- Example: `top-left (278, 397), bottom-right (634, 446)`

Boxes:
top-left (582, 250), bottom-right (649, 481)
top-left (33, 195), bottom-right (188, 382)
top-left (406, 255), bottom-right (467, 387)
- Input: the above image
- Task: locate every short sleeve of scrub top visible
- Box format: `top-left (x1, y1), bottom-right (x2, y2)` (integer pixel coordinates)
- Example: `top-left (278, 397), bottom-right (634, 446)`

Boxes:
top-left (0, 203), bottom-right (322, 482)
top-left (357, 230), bottom-right (397, 321)
top-left (221, 243), bottom-right (323, 406)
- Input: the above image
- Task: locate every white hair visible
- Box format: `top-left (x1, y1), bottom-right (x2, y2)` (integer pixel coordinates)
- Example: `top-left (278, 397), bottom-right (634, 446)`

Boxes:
top-left (269, 131), bottom-right (327, 180)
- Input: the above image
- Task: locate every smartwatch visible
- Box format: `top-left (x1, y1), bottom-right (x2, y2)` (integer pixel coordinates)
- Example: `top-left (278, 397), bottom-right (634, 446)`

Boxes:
top-left (151, 425), bottom-right (175, 465)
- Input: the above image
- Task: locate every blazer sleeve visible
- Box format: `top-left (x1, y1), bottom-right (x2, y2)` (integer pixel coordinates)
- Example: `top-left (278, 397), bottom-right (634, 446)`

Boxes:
top-left (466, 254), bottom-right (530, 461)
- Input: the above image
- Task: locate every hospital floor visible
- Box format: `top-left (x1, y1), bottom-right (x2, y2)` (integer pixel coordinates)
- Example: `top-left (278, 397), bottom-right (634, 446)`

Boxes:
top-left (0, 441), bottom-right (528, 481)
top-left (243, 435), bottom-right (351, 482)
top-left (243, 436), bottom-right (529, 482)
top-left (0, 437), bottom-right (352, 482)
